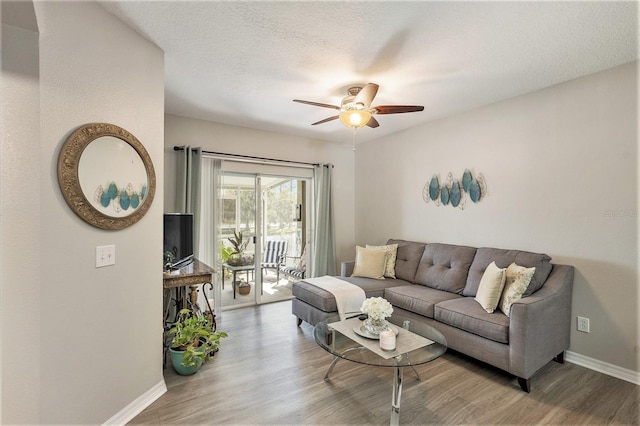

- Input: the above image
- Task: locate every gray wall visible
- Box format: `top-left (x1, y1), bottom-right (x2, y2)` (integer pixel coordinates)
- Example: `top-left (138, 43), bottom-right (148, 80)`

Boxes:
top-left (354, 61), bottom-right (638, 374)
top-left (1, 2), bottom-right (165, 424)
top-left (1, 2), bottom-right (41, 423)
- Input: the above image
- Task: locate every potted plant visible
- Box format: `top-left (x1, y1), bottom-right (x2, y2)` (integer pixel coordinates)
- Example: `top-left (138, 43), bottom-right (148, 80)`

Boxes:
top-left (236, 280), bottom-right (251, 295)
top-left (168, 308), bottom-right (228, 375)
top-left (226, 229), bottom-right (252, 266)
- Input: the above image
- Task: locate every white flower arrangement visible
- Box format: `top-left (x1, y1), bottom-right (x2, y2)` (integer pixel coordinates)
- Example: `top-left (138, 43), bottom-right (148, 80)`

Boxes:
top-left (360, 297), bottom-right (393, 321)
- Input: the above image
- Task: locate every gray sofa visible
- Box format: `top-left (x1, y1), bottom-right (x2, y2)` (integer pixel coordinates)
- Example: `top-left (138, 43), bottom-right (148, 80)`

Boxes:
top-left (292, 239), bottom-right (574, 392)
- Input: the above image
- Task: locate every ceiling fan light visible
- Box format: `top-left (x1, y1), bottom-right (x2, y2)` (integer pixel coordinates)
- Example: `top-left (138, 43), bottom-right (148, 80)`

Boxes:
top-left (339, 109), bottom-right (372, 128)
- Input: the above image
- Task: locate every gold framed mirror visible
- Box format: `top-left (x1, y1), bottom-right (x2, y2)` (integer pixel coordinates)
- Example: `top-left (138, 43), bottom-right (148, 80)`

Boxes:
top-left (57, 123), bottom-right (156, 230)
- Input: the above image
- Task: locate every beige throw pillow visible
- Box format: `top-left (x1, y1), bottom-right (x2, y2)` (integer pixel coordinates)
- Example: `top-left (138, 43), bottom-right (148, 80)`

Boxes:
top-left (352, 246), bottom-right (387, 280)
top-left (366, 243), bottom-right (398, 278)
top-left (499, 263), bottom-right (536, 317)
top-left (475, 261), bottom-right (507, 313)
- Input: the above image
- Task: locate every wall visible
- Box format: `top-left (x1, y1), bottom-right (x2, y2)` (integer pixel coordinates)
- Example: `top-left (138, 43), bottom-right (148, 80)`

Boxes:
top-left (355, 62), bottom-right (638, 375)
top-left (164, 114), bottom-right (356, 270)
top-left (2, 2), bottom-right (165, 424)
top-left (1, 2), bottom-right (41, 423)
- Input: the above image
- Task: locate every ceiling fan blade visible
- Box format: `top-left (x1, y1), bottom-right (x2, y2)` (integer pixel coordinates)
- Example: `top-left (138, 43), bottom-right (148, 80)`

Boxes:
top-left (355, 83), bottom-right (379, 108)
top-left (374, 105), bottom-right (424, 114)
top-left (293, 99), bottom-right (340, 110)
top-left (366, 116), bottom-right (380, 128)
top-left (311, 116), bottom-right (339, 125)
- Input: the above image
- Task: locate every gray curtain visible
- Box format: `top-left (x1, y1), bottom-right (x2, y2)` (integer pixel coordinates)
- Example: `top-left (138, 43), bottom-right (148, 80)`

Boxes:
top-left (176, 146), bottom-right (202, 256)
top-left (312, 163), bottom-right (336, 276)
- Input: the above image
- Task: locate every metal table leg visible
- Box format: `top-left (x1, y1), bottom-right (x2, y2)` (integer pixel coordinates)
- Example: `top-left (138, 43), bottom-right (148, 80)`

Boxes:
top-left (390, 365), bottom-right (403, 426)
top-left (233, 270), bottom-right (237, 299)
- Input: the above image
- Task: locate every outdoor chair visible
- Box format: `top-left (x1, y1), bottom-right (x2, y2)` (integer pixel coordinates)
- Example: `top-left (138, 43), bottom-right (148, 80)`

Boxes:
top-left (280, 244), bottom-right (307, 281)
top-left (261, 240), bottom-right (288, 283)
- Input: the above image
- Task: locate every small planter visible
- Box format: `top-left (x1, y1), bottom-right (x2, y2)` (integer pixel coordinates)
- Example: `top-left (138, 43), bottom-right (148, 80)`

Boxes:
top-left (236, 281), bottom-right (251, 295)
top-left (227, 254), bottom-right (254, 266)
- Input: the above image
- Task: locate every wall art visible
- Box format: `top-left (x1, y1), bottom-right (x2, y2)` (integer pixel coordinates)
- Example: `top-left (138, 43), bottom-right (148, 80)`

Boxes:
top-left (422, 169), bottom-right (486, 209)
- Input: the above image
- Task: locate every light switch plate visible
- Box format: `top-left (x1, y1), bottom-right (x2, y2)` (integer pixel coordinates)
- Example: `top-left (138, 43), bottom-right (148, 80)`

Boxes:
top-left (96, 245), bottom-right (116, 267)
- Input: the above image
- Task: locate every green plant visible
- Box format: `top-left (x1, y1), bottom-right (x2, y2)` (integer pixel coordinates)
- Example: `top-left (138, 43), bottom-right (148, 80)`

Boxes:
top-left (227, 229), bottom-right (249, 255)
top-left (163, 250), bottom-right (176, 270)
top-left (169, 309), bottom-right (228, 368)
top-left (220, 242), bottom-right (235, 263)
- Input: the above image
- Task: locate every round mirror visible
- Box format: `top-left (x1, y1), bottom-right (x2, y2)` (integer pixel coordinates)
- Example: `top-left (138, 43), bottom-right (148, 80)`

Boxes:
top-left (58, 123), bottom-right (156, 230)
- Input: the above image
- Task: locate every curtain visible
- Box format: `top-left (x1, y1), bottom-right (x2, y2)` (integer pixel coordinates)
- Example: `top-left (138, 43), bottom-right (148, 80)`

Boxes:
top-left (176, 146), bottom-right (202, 255)
top-left (200, 158), bottom-right (223, 316)
top-left (312, 163), bottom-right (336, 276)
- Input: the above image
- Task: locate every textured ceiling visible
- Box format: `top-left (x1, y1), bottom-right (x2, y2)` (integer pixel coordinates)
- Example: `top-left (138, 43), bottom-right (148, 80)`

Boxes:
top-left (99, 1), bottom-right (638, 145)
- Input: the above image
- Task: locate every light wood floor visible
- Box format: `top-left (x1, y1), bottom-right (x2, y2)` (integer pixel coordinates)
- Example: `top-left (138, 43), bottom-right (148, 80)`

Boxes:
top-left (220, 270), bottom-right (293, 309)
top-left (131, 301), bottom-right (639, 425)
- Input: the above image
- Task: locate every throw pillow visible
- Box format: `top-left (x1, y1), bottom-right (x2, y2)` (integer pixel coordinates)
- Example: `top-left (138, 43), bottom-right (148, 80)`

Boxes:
top-left (474, 261), bottom-right (507, 313)
top-left (352, 246), bottom-right (387, 280)
top-left (499, 263), bottom-right (535, 317)
top-left (366, 243), bottom-right (399, 278)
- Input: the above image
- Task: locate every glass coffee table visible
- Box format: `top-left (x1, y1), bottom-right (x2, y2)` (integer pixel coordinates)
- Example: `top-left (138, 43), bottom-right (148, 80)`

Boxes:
top-left (314, 314), bottom-right (447, 426)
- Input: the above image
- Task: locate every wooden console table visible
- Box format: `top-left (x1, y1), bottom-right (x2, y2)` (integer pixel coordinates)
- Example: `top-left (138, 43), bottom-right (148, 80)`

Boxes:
top-left (163, 258), bottom-right (216, 366)
top-left (163, 258), bottom-right (216, 323)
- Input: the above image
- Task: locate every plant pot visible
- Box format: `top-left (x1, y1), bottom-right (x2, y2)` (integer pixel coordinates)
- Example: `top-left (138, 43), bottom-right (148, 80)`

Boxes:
top-left (236, 281), bottom-right (251, 295)
top-left (169, 347), bottom-right (205, 376)
top-left (228, 254), bottom-right (254, 266)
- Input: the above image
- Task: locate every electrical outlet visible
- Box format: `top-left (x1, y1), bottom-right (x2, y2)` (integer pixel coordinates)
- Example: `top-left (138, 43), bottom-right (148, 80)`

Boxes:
top-left (577, 316), bottom-right (590, 333)
top-left (96, 245), bottom-right (116, 268)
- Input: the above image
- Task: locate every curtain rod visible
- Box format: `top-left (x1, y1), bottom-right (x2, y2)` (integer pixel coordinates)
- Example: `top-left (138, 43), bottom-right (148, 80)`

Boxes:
top-left (173, 146), bottom-right (332, 168)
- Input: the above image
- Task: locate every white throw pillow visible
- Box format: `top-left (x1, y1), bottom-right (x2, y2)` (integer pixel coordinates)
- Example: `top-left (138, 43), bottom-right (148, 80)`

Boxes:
top-left (475, 261), bottom-right (507, 313)
top-left (366, 243), bottom-right (398, 278)
top-left (499, 263), bottom-right (536, 317)
top-left (351, 246), bottom-right (387, 280)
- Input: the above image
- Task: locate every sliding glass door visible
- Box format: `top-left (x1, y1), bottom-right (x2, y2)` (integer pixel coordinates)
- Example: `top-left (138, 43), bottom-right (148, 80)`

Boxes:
top-left (217, 170), bottom-right (310, 310)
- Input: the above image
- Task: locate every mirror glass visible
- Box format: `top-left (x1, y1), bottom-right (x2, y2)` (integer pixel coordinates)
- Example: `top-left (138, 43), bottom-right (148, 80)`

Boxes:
top-left (78, 136), bottom-right (149, 217)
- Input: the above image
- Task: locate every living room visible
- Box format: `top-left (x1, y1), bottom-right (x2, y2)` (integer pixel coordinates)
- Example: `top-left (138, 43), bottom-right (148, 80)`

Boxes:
top-left (1, 1), bottom-right (637, 425)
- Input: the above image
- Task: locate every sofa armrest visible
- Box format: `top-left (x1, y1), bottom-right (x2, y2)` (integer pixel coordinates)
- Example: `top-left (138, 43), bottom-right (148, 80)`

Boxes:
top-left (508, 264), bottom-right (574, 379)
top-left (341, 261), bottom-right (355, 277)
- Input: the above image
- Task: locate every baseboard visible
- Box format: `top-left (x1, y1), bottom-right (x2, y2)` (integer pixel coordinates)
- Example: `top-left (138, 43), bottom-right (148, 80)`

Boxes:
top-left (566, 351), bottom-right (640, 385)
top-left (103, 379), bottom-right (167, 425)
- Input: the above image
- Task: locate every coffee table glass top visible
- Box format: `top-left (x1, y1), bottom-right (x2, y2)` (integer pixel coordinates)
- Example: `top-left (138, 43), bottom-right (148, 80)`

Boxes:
top-left (314, 314), bottom-right (447, 368)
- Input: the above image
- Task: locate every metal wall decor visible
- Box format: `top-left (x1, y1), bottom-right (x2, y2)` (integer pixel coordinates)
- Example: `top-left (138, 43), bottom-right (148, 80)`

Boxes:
top-left (422, 169), bottom-right (486, 209)
top-left (57, 122), bottom-right (156, 230)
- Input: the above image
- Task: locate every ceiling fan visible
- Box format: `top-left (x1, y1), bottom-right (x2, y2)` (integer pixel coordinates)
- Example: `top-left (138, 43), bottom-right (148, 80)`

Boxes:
top-left (293, 83), bottom-right (424, 129)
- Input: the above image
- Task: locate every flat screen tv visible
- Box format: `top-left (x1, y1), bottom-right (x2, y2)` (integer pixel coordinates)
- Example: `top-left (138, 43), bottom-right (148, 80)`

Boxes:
top-left (163, 213), bottom-right (194, 269)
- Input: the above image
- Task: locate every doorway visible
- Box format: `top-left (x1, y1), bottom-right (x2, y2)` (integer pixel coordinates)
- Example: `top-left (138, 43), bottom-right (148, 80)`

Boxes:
top-left (218, 171), bottom-right (310, 310)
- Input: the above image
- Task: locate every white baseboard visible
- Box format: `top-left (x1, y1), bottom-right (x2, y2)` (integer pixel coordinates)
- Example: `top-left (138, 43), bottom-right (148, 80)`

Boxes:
top-left (103, 379), bottom-right (167, 425)
top-left (566, 351), bottom-right (640, 385)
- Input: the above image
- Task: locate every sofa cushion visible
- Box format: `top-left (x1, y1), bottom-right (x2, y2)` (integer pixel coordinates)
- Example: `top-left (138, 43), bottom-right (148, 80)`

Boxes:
top-left (352, 246), bottom-right (387, 279)
top-left (384, 285), bottom-right (462, 318)
top-left (464, 247), bottom-right (552, 297)
top-left (474, 261), bottom-right (507, 313)
top-left (499, 263), bottom-right (535, 317)
top-left (366, 243), bottom-right (398, 278)
top-left (435, 298), bottom-right (510, 344)
top-left (414, 243), bottom-right (477, 294)
top-left (292, 277), bottom-right (407, 312)
top-left (386, 239), bottom-right (426, 282)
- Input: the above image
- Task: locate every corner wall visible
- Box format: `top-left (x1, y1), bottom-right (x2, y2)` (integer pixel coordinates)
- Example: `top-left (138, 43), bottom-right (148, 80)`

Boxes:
top-left (1, 3), bottom-right (41, 423)
top-left (1, 2), bottom-right (166, 424)
top-left (355, 62), bottom-right (638, 374)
